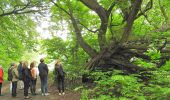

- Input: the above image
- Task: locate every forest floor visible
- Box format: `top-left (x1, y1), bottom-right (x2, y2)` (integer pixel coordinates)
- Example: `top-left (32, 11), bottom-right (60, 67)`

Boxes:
top-left (0, 78), bottom-right (80, 100)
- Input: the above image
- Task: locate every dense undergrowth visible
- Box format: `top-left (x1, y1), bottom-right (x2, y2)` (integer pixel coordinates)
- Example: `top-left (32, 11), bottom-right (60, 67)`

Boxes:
top-left (78, 48), bottom-right (170, 100)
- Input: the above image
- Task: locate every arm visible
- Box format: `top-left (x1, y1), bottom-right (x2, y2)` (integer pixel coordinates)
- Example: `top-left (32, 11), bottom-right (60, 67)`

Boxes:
top-left (14, 68), bottom-right (19, 78)
top-left (45, 64), bottom-right (49, 74)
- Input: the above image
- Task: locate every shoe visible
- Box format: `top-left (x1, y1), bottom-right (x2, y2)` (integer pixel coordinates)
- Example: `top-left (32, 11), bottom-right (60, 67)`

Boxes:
top-left (62, 92), bottom-right (65, 95)
top-left (45, 93), bottom-right (49, 96)
top-left (24, 96), bottom-right (30, 99)
top-left (59, 93), bottom-right (62, 95)
top-left (41, 93), bottom-right (45, 96)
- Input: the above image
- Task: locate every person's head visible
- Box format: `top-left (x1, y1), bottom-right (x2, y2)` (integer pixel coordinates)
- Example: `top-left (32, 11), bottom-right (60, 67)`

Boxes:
top-left (0, 65), bottom-right (2, 68)
top-left (12, 63), bottom-right (17, 68)
top-left (23, 61), bottom-right (29, 69)
top-left (55, 59), bottom-right (62, 68)
top-left (55, 59), bottom-right (61, 65)
top-left (30, 61), bottom-right (35, 69)
top-left (11, 62), bottom-right (15, 66)
top-left (40, 58), bottom-right (44, 63)
top-left (19, 61), bottom-right (23, 64)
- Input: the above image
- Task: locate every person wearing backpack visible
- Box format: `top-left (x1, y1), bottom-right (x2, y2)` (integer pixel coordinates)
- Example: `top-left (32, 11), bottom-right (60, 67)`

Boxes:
top-left (38, 58), bottom-right (49, 96)
top-left (54, 59), bottom-right (65, 95)
top-left (22, 61), bottom-right (31, 99)
top-left (11, 63), bottom-right (19, 97)
top-left (8, 63), bottom-right (14, 94)
top-left (30, 61), bottom-right (37, 95)
top-left (0, 65), bottom-right (4, 96)
top-left (18, 61), bottom-right (24, 90)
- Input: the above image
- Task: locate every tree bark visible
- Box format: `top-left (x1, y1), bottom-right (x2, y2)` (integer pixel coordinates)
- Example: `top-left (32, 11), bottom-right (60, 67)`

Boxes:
top-left (121, 0), bottom-right (143, 43)
top-left (80, 0), bottom-right (115, 51)
top-left (52, 0), bottom-right (98, 58)
top-left (69, 11), bottom-right (98, 58)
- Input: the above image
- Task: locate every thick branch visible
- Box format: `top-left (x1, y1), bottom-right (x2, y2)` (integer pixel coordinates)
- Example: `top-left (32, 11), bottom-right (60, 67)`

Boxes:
top-left (120, 0), bottom-right (143, 43)
top-left (136, 0), bottom-right (153, 19)
top-left (70, 14), bottom-right (98, 58)
top-left (80, 0), bottom-right (107, 21)
top-left (107, 2), bottom-right (116, 16)
top-left (80, 0), bottom-right (110, 50)
top-left (52, 0), bottom-right (98, 57)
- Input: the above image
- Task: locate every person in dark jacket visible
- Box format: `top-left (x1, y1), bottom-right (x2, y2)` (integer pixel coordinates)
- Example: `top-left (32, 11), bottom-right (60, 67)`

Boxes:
top-left (54, 59), bottom-right (65, 95)
top-left (22, 61), bottom-right (31, 99)
top-left (18, 61), bottom-right (24, 90)
top-left (38, 58), bottom-right (49, 96)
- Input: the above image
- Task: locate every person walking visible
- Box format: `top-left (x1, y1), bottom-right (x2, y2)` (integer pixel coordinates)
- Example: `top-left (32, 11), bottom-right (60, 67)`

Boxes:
top-left (0, 65), bottom-right (4, 96)
top-left (11, 63), bottom-right (19, 97)
top-left (22, 61), bottom-right (31, 99)
top-left (30, 61), bottom-right (37, 95)
top-left (38, 58), bottom-right (49, 96)
top-left (54, 59), bottom-right (65, 95)
top-left (18, 61), bottom-right (24, 90)
top-left (8, 63), bottom-right (14, 94)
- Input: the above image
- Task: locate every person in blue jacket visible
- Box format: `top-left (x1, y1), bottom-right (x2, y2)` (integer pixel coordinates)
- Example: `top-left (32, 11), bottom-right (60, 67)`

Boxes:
top-left (38, 58), bottom-right (49, 96)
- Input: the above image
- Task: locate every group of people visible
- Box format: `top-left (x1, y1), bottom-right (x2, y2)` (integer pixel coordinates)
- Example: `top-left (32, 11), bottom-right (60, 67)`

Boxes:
top-left (0, 58), bottom-right (65, 99)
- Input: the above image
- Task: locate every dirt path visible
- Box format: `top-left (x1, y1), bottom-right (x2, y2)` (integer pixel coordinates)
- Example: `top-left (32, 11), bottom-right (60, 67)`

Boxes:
top-left (0, 78), bottom-right (80, 100)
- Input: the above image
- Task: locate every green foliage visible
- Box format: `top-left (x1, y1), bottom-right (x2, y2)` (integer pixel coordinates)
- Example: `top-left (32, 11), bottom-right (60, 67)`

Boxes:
top-left (160, 60), bottom-right (170, 71)
top-left (133, 47), bottom-right (161, 68)
top-left (134, 58), bottom-right (156, 68)
top-left (81, 68), bottom-right (170, 99)
top-left (81, 90), bottom-right (89, 100)
top-left (142, 70), bottom-right (170, 100)
top-left (145, 47), bottom-right (161, 61)
top-left (89, 71), bottom-right (144, 99)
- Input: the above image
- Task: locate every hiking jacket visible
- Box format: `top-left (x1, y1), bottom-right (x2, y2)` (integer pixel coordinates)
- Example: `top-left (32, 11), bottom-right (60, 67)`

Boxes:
top-left (54, 64), bottom-right (64, 77)
top-left (12, 67), bottom-right (19, 82)
top-left (31, 67), bottom-right (37, 79)
top-left (38, 62), bottom-right (48, 77)
top-left (0, 67), bottom-right (4, 83)
top-left (17, 63), bottom-right (23, 80)
top-left (22, 68), bottom-right (31, 82)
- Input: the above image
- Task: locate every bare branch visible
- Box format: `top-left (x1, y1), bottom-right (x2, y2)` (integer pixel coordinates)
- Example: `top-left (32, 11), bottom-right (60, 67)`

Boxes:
top-left (79, 22), bottom-right (99, 33)
top-left (0, 1), bottom-right (45, 17)
top-left (51, 0), bottom-right (71, 17)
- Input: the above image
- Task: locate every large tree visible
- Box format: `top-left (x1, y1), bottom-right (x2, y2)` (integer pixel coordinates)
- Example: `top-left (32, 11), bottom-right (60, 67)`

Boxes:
top-left (50, 0), bottom-right (170, 73)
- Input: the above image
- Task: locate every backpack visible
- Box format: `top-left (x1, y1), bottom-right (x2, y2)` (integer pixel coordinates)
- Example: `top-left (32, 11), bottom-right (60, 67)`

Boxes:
top-left (8, 67), bottom-right (13, 81)
top-left (0, 68), bottom-right (3, 80)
